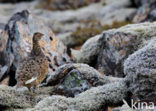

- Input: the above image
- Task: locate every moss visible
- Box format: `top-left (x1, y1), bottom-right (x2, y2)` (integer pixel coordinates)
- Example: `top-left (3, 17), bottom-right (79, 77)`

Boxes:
top-left (71, 20), bottom-right (132, 46)
top-left (37, 0), bottom-right (101, 11)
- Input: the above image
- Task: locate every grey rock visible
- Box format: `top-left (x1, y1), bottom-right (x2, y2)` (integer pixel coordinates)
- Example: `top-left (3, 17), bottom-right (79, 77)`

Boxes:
top-left (72, 22), bottom-right (156, 77)
top-left (131, 0), bottom-right (156, 23)
top-left (124, 38), bottom-right (156, 104)
top-left (0, 26), bottom-right (9, 81)
top-left (0, 0), bottom-right (136, 47)
top-left (0, 85), bottom-right (32, 108)
top-left (28, 80), bottom-right (127, 111)
top-left (71, 34), bottom-right (105, 64)
top-left (5, 10), bottom-right (71, 80)
top-left (46, 63), bottom-right (122, 97)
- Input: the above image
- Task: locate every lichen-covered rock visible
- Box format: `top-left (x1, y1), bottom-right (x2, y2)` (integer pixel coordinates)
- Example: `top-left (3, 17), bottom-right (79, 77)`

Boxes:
top-left (97, 22), bottom-right (156, 77)
top-left (39, 0), bottom-right (100, 11)
top-left (72, 22), bottom-right (156, 77)
top-left (27, 80), bottom-right (127, 111)
top-left (96, 32), bottom-right (138, 77)
top-left (0, 85), bottom-right (32, 109)
top-left (0, 25), bottom-right (9, 81)
top-left (71, 34), bottom-right (105, 64)
top-left (124, 38), bottom-right (156, 104)
top-left (0, 0), bottom-right (136, 47)
top-left (131, 0), bottom-right (156, 23)
top-left (60, 20), bottom-right (131, 47)
top-left (4, 10), bottom-right (71, 86)
top-left (46, 63), bottom-right (121, 97)
top-left (0, 85), bottom-right (58, 110)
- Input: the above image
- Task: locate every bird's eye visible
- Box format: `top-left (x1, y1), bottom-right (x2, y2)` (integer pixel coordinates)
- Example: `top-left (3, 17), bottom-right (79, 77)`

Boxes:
top-left (49, 36), bottom-right (53, 41)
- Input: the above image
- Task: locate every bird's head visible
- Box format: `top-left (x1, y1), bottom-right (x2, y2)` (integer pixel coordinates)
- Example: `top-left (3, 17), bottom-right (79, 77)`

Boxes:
top-left (33, 32), bottom-right (44, 42)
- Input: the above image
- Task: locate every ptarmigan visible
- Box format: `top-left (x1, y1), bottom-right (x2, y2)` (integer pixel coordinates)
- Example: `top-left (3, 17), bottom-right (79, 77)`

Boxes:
top-left (16, 32), bottom-right (49, 92)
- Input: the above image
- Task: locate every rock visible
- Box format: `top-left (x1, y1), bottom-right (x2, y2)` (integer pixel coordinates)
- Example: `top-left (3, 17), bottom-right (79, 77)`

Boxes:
top-left (49, 0), bottom-right (135, 47)
top-left (0, 0), bottom-right (136, 47)
top-left (0, 25), bottom-right (9, 81)
top-left (39, 0), bottom-right (100, 11)
top-left (0, 10), bottom-right (71, 85)
top-left (0, 85), bottom-right (32, 109)
top-left (97, 22), bottom-right (156, 77)
top-left (46, 63), bottom-right (121, 97)
top-left (27, 80), bottom-right (127, 111)
top-left (72, 22), bottom-right (156, 77)
top-left (124, 38), bottom-right (156, 104)
top-left (60, 20), bottom-right (132, 47)
top-left (71, 34), bottom-right (105, 64)
top-left (131, 0), bottom-right (156, 23)
top-left (7, 10), bottom-right (71, 71)
top-left (0, 84), bottom-right (58, 110)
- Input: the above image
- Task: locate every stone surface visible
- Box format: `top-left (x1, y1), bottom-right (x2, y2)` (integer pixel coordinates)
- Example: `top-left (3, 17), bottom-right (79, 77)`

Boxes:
top-left (0, 0), bottom-right (136, 47)
top-left (0, 25), bottom-right (9, 81)
top-left (0, 85), bottom-right (32, 109)
top-left (6, 10), bottom-right (71, 75)
top-left (46, 63), bottom-right (121, 97)
top-left (72, 22), bottom-right (156, 77)
top-left (27, 80), bottom-right (127, 111)
top-left (71, 34), bottom-right (105, 64)
top-left (124, 38), bottom-right (156, 104)
top-left (131, 0), bottom-right (156, 23)
top-left (39, 0), bottom-right (100, 11)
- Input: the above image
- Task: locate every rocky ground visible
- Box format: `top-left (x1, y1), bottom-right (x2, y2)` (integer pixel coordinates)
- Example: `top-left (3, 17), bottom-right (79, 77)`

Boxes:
top-left (0, 0), bottom-right (155, 111)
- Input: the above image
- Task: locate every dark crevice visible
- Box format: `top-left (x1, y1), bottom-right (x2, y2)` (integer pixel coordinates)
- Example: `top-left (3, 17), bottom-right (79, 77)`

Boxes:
top-left (8, 66), bottom-right (17, 86)
top-left (0, 0), bottom-right (33, 3)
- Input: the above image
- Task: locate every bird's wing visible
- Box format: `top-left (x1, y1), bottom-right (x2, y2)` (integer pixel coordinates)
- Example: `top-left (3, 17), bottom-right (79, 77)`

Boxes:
top-left (25, 76), bottom-right (37, 84)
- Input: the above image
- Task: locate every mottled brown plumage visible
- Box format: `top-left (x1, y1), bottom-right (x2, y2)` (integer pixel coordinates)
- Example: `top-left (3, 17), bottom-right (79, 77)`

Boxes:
top-left (16, 32), bottom-right (48, 91)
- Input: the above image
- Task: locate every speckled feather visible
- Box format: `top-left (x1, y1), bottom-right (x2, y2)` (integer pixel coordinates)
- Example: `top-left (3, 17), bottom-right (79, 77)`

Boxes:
top-left (16, 32), bottom-right (49, 91)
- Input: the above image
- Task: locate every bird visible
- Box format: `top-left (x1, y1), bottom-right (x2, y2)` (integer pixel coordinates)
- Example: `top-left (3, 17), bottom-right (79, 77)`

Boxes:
top-left (15, 32), bottom-right (49, 92)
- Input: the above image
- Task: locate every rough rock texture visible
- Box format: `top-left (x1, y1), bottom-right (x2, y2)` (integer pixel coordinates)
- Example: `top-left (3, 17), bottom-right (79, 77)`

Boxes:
top-left (39, 0), bottom-right (100, 11)
top-left (131, 0), bottom-right (156, 23)
top-left (124, 38), bottom-right (156, 104)
top-left (0, 85), bottom-right (32, 109)
top-left (0, 85), bottom-right (57, 110)
top-left (0, 0), bottom-right (136, 47)
top-left (54, 0), bottom-right (135, 47)
top-left (0, 25), bottom-right (9, 81)
top-left (27, 80), bottom-right (127, 111)
top-left (0, 20), bottom-right (156, 110)
top-left (46, 63), bottom-right (121, 97)
top-left (71, 34), bottom-right (105, 64)
top-left (72, 22), bottom-right (156, 76)
top-left (1, 10), bottom-right (71, 86)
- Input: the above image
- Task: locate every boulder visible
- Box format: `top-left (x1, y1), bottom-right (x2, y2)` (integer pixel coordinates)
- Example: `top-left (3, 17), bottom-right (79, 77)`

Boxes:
top-left (0, 10), bottom-right (71, 85)
top-left (124, 38), bottom-right (156, 104)
top-left (27, 80), bottom-right (127, 111)
top-left (0, 0), bottom-right (136, 47)
top-left (6, 10), bottom-right (71, 73)
top-left (0, 24), bottom-right (9, 81)
top-left (72, 22), bottom-right (156, 77)
top-left (39, 0), bottom-right (100, 11)
top-left (46, 63), bottom-right (121, 97)
top-left (131, 0), bottom-right (156, 23)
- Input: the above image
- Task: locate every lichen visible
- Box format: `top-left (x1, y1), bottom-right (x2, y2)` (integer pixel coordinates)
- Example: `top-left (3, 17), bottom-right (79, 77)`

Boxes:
top-left (70, 20), bottom-right (132, 46)
top-left (37, 0), bottom-right (101, 11)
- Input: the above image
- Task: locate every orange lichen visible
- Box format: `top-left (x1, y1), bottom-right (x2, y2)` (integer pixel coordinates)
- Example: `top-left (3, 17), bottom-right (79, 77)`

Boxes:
top-left (0, 77), bottom-right (9, 85)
